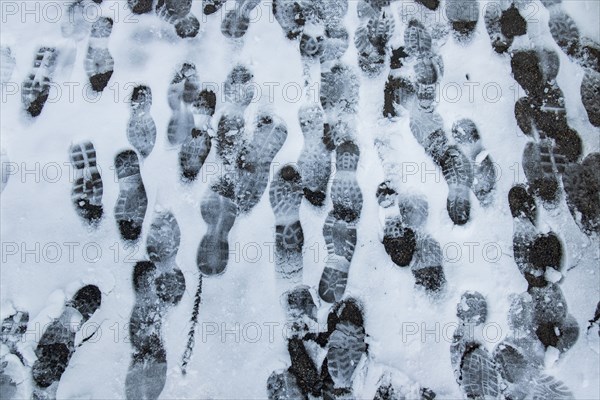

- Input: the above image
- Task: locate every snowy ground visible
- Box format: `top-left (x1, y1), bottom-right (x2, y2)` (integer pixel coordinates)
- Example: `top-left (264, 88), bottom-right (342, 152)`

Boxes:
top-left (1, 0), bottom-right (599, 399)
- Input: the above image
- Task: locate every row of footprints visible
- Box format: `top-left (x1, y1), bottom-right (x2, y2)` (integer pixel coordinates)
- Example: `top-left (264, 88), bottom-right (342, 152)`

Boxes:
top-left (269, 5), bottom-right (369, 399)
top-left (17, 16), bottom-right (114, 118)
top-left (1, 286), bottom-right (102, 400)
top-left (509, 185), bottom-right (579, 353)
top-left (509, 44), bottom-right (599, 235)
top-left (377, 186), bottom-right (447, 294)
top-left (450, 290), bottom-right (575, 399)
top-left (382, 15), bottom-right (496, 226)
top-left (184, 64), bottom-right (289, 369)
top-left (267, 290), bottom-right (440, 399)
top-left (541, 0), bottom-right (600, 127)
top-left (69, 141), bottom-right (148, 242)
top-left (126, 211), bottom-right (185, 399)
top-left (486, 0), bottom-right (598, 235)
top-left (267, 291), bottom-right (368, 399)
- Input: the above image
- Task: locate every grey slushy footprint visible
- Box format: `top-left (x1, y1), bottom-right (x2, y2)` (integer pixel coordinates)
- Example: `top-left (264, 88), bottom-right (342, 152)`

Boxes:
top-left (146, 211), bottom-right (181, 263)
top-left (440, 145), bottom-right (473, 225)
top-left (495, 294), bottom-right (574, 399)
top-left (167, 63), bottom-right (199, 146)
top-left (450, 291), bottom-right (500, 398)
top-left (126, 261), bottom-right (166, 400)
top-left (22, 47), bottom-right (58, 117)
top-left (236, 113), bottom-right (288, 214)
top-left (282, 286), bottom-right (317, 336)
top-left (114, 150), bottom-right (148, 242)
top-left (330, 140), bottom-right (363, 222)
top-left (529, 283), bottom-right (578, 353)
top-left (381, 193), bottom-right (424, 269)
top-left (215, 112), bottom-right (246, 171)
top-left (197, 181), bottom-right (238, 276)
top-left (562, 152), bottom-right (600, 235)
top-left (84, 17), bottom-right (114, 92)
top-left (221, 0), bottom-right (260, 39)
top-left (383, 74), bottom-right (415, 118)
top-left (272, 0), bottom-right (306, 39)
top-left (297, 103), bottom-right (332, 207)
top-left (127, 85), bottom-right (156, 158)
top-left (382, 216), bottom-right (416, 267)
top-left (580, 69), bottom-right (600, 127)
top-left (320, 25), bottom-right (349, 64)
top-left (168, 110), bottom-right (195, 147)
top-left (411, 234), bottom-right (446, 293)
top-left (269, 165), bottom-right (304, 282)
top-left (69, 141), bottom-right (103, 224)
top-left (224, 64), bottom-right (255, 107)
top-left (320, 63), bottom-right (359, 115)
top-left (452, 118), bottom-right (496, 206)
top-left (404, 19), bottom-right (432, 58)
top-left (547, 6), bottom-right (580, 57)
top-left (509, 185), bottom-right (542, 285)
top-left (269, 286), bottom-right (320, 398)
top-left (174, 13), bottom-right (200, 39)
top-left (32, 285), bottom-right (101, 399)
top-left (457, 291), bottom-right (488, 324)
top-left (414, 52), bottom-right (444, 111)
top-left (128, 216), bottom-right (185, 398)
top-left (299, 32), bottom-right (323, 61)
top-left (484, 3), bottom-right (512, 54)
top-left (155, 0), bottom-right (200, 38)
top-left (458, 343), bottom-right (500, 399)
top-left (354, 11), bottom-right (395, 77)
top-left (522, 141), bottom-right (561, 209)
top-left (484, 3), bottom-right (526, 54)
top-left (323, 298), bottom-right (367, 396)
top-left (318, 211), bottom-right (357, 303)
top-left (287, 337), bottom-right (321, 397)
top-left (180, 89), bottom-right (216, 182)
